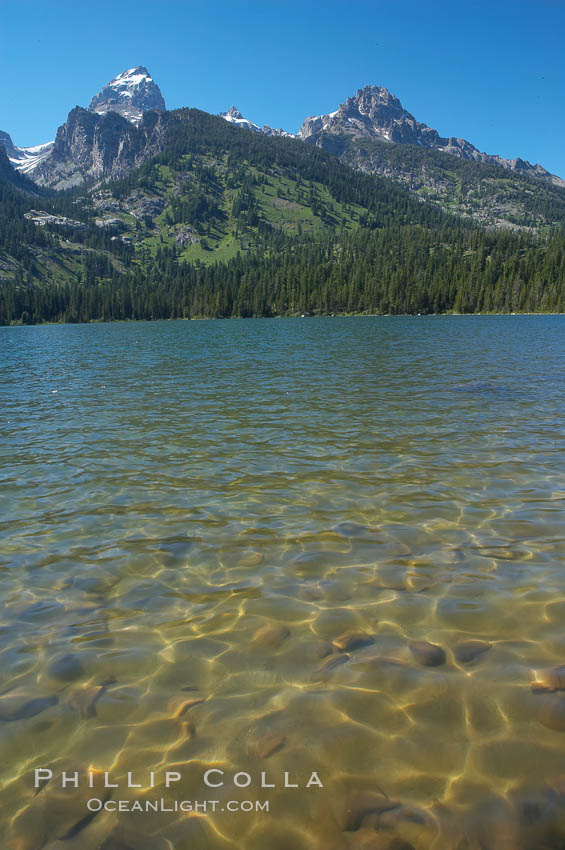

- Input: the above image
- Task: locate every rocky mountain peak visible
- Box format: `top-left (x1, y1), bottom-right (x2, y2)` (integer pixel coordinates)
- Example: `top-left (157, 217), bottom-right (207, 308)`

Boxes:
top-left (219, 106), bottom-right (260, 131)
top-left (223, 106), bottom-right (245, 120)
top-left (88, 66), bottom-right (166, 125)
top-left (298, 84), bottom-right (423, 144)
top-left (297, 84), bottom-right (561, 184)
top-left (348, 85), bottom-right (402, 109)
top-left (332, 85), bottom-right (417, 140)
top-left (219, 106), bottom-right (294, 139)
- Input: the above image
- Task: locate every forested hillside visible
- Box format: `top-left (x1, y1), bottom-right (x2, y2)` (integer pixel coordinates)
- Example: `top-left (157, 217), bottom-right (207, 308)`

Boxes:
top-left (0, 111), bottom-right (564, 323)
top-left (337, 137), bottom-right (565, 229)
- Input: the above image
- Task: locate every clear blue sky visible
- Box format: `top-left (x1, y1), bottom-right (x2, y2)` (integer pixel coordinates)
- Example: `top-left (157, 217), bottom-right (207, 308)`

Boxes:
top-left (2, 0), bottom-right (564, 176)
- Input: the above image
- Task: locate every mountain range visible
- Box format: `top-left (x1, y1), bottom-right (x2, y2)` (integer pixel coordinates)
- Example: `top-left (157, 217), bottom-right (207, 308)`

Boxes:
top-left (2, 66), bottom-right (563, 191)
top-left (1, 65), bottom-right (564, 323)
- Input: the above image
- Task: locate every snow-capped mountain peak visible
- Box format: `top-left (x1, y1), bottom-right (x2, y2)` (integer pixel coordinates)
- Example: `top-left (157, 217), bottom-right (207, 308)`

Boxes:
top-left (88, 66), bottom-right (166, 124)
top-left (0, 65), bottom-right (166, 178)
top-left (219, 106), bottom-right (260, 132)
top-left (223, 106), bottom-right (245, 121)
top-left (112, 67), bottom-right (154, 87)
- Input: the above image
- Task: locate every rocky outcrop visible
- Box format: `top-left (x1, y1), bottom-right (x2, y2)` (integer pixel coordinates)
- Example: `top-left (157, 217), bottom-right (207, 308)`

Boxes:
top-left (260, 124), bottom-right (294, 138)
top-left (299, 86), bottom-right (431, 145)
top-left (298, 85), bottom-right (564, 186)
top-left (118, 190), bottom-right (166, 219)
top-left (175, 227), bottom-right (200, 247)
top-left (29, 108), bottom-right (168, 190)
top-left (24, 210), bottom-right (86, 229)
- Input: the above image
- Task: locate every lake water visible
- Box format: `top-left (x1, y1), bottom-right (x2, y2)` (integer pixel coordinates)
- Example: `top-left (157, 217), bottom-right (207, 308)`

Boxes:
top-left (1, 316), bottom-right (565, 850)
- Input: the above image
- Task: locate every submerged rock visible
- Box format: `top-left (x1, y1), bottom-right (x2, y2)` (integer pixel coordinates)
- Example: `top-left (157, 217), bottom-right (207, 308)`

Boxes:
top-left (170, 696), bottom-right (205, 718)
top-left (69, 676), bottom-right (116, 719)
top-left (339, 790), bottom-right (399, 831)
top-left (0, 694), bottom-right (58, 722)
top-left (313, 654), bottom-right (349, 679)
top-left (333, 522), bottom-right (375, 538)
top-left (247, 731), bottom-right (286, 759)
top-left (409, 640), bottom-right (446, 667)
top-left (69, 686), bottom-right (103, 719)
top-left (305, 640), bottom-right (334, 660)
top-left (74, 575), bottom-right (116, 595)
top-left (453, 640), bottom-right (492, 664)
top-left (47, 653), bottom-right (85, 682)
top-left (290, 551), bottom-right (332, 578)
top-left (538, 695), bottom-right (565, 732)
top-left (98, 829), bottom-right (170, 850)
top-left (333, 630), bottom-right (373, 652)
top-left (536, 665), bottom-right (565, 693)
top-left (251, 623), bottom-right (291, 649)
top-left (9, 768), bottom-right (111, 844)
top-left (349, 830), bottom-right (415, 850)
top-left (377, 803), bottom-right (431, 830)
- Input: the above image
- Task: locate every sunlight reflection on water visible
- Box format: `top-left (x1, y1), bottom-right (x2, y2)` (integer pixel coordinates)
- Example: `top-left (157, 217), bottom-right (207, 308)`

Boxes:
top-left (1, 316), bottom-right (565, 849)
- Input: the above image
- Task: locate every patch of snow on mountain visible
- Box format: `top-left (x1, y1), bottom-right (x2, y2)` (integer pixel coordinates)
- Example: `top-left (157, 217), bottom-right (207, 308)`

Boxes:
top-left (8, 140), bottom-right (54, 174)
top-left (113, 68), bottom-right (154, 86)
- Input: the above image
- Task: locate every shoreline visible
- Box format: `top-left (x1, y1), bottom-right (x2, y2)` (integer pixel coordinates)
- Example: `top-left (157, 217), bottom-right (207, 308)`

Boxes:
top-left (3, 311), bottom-right (565, 328)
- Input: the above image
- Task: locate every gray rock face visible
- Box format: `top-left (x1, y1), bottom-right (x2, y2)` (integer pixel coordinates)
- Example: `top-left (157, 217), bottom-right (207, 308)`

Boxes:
top-left (30, 107), bottom-right (168, 190)
top-left (0, 131), bottom-right (19, 160)
top-left (260, 124), bottom-right (294, 138)
top-left (24, 210), bottom-right (86, 229)
top-left (299, 86), bottom-right (433, 145)
top-left (298, 85), bottom-right (562, 185)
top-left (175, 227), bottom-right (200, 247)
top-left (94, 217), bottom-right (126, 230)
top-left (88, 66), bottom-right (166, 125)
top-left (118, 190), bottom-right (166, 219)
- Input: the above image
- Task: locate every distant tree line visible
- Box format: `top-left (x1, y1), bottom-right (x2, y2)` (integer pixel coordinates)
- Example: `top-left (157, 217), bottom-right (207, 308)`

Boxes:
top-left (1, 224), bottom-right (563, 324)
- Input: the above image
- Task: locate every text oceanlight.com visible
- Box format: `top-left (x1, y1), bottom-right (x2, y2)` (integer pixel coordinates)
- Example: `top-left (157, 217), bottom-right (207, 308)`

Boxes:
top-left (86, 798), bottom-right (270, 813)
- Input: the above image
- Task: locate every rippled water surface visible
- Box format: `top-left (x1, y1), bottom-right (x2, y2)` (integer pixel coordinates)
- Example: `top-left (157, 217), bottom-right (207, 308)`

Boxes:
top-left (1, 316), bottom-right (565, 850)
